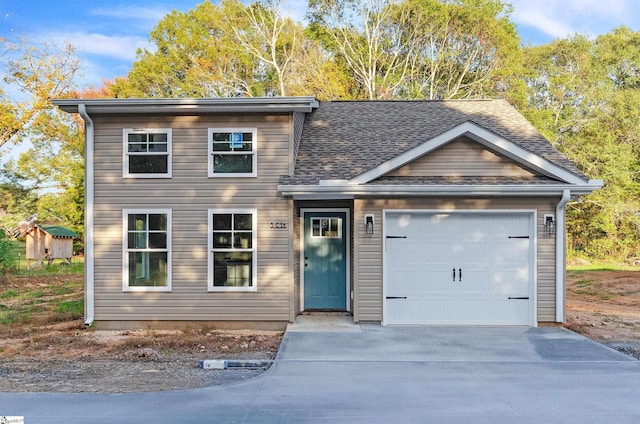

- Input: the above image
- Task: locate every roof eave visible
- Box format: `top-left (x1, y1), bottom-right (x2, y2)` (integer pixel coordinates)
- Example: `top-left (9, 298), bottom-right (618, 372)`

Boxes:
top-left (278, 180), bottom-right (603, 198)
top-left (52, 97), bottom-right (320, 114)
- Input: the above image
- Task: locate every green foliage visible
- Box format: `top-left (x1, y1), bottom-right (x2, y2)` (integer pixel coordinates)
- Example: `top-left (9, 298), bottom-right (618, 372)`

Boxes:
top-left (0, 40), bottom-right (85, 237)
top-left (517, 28), bottom-right (640, 260)
top-left (306, 0), bottom-right (520, 99)
top-left (0, 237), bottom-right (17, 273)
top-left (112, 1), bottom-right (260, 97)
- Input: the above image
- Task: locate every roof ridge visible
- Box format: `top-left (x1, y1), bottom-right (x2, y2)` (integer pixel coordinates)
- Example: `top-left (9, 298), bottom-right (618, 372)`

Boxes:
top-left (323, 99), bottom-right (501, 103)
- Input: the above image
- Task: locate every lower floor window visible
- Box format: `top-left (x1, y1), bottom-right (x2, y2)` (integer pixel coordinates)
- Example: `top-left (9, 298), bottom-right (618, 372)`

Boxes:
top-left (123, 210), bottom-right (171, 291)
top-left (128, 251), bottom-right (169, 287)
top-left (209, 209), bottom-right (257, 291)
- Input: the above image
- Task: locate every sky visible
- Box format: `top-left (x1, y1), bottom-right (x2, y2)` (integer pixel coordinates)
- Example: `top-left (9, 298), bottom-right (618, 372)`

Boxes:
top-left (1, 0), bottom-right (639, 92)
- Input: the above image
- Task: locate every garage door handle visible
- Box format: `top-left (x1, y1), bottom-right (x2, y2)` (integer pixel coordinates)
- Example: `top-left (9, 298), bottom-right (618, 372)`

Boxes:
top-left (386, 296), bottom-right (407, 299)
top-left (458, 268), bottom-right (462, 282)
top-left (508, 297), bottom-right (529, 300)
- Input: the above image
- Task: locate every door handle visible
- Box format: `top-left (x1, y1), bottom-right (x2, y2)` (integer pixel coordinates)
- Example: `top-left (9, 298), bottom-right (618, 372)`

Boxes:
top-left (452, 268), bottom-right (456, 282)
top-left (458, 268), bottom-right (462, 282)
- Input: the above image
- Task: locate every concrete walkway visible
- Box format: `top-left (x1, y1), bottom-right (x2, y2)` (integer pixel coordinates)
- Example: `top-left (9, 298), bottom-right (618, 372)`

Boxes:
top-left (2, 323), bottom-right (640, 423)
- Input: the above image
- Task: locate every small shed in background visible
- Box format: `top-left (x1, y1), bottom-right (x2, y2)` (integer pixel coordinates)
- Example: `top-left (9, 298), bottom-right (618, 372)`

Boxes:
top-left (25, 225), bottom-right (79, 264)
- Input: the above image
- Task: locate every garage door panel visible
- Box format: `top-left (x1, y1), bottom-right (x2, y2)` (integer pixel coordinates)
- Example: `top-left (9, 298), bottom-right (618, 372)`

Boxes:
top-left (387, 270), bottom-right (454, 295)
top-left (489, 271), bottom-right (530, 294)
top-left (385, 212), bottom-right (533, 326)
top-left (386, 298), bottom-right (454, 325)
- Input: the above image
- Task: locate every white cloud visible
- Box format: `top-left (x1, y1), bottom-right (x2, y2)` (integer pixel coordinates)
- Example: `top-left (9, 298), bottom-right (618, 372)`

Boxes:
top-left (509, 0), bottom-right (637, 39)
top-left (90, 5), bottom-right (173, 24)
top-left (46, 32), bottom-right (150, 62)
top-left (513, 8), bottom-right (574, 39)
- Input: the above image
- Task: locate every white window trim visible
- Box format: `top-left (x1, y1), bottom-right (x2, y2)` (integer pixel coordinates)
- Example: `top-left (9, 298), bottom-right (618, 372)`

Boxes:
top-left (123, 128), bottom-right (172, 178)
top-left (122, 209), bottom-right (172, 292)
top-left (208, 128), bottom-right (257, 178)
top-left (208, 208), bottom-right (258, 292)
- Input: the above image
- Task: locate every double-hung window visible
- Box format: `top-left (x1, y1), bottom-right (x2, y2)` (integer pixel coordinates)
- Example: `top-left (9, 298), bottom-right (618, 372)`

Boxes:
top-left (124, 128), bottom-right (172, 178)
top-left (123, 209), bottom-right (171, 292)
top-left (208, 209), bottom-right (257, 291)
top-left (208, 128), bottom-right (257, 177)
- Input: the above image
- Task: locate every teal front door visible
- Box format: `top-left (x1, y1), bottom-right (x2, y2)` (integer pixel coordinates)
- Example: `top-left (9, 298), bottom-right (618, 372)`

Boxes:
top-left (303, 211), bottom-right (348, 310)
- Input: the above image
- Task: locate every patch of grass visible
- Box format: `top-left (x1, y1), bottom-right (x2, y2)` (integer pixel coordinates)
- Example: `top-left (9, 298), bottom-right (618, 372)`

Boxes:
top-left (567, 262), bottom-right (639, 271)
top-left (0, 304), bottom-right (43, 325)
top-left (0, 310), bottom-right (19, 325)
top-left (574, 289), bottom-right (599, 297)
top-left (0, 289), bottom-right (19, 299)
top-left (52, 285), bottom-right (74, 295)
top-left (23, 261), bottom-right (84, 276)
top-left (53, 300), bottom-right (84, 317)
top-left (23, 291), bottom-right (46, 299)
top-left (600, 294), bottom-right (613, 301)
top-left (574, 279), bottom-right (595, 288)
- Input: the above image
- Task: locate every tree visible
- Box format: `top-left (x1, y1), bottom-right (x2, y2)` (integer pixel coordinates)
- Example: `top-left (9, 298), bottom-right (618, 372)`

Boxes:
top-left (111, 1), bottom-right (260, 98)
top-left (0, 39), bottom-right (85, 234)
top-left (308, 0), bottom-right (420, 99)
top-left (307, 0), bottom-right (520, 100)
top-left (221, 0), bottom-right (301, 96)
top-left (517, 28), bottom-right (640, 259)
top-left (0, 39), bottom-right (80, 148)
top-left (397, 0), bottom-right (521, 99)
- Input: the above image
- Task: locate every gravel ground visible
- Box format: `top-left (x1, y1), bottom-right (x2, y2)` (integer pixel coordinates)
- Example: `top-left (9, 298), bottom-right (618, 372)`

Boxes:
top-left (0, 357), bottom-right (269, 393)
top-left (609, 345), bottom-right (640, 360)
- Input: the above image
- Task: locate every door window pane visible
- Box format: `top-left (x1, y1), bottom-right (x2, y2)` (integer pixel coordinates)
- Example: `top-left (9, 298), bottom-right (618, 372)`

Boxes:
top-left (311, 218), bottom-right (341, 238)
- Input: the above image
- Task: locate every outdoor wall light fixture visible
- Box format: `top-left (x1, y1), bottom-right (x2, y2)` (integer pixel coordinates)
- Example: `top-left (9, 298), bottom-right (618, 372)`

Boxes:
top-left (544, 214), bottom-right (555, 235)
top-left (365, 214), bottom-right (375, 235)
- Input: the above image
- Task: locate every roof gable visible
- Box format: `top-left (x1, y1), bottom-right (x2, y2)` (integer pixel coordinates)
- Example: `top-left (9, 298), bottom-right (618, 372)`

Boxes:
top-left (351, 121), bottom-right (586, 185)
top-left (384, 136), bottom-right (536, 179)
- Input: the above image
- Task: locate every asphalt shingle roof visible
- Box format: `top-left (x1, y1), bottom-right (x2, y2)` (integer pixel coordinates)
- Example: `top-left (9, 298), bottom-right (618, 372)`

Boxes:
top-left (282, 99), bottom-right (586, 185)
top-left (39, 225), bottom-right (79, 238)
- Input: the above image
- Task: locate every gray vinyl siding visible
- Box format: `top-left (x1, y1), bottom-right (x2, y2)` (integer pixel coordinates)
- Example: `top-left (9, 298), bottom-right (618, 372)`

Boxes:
top-left (354, 197), bottom-right (560, 324)
top-left (387, 137), bottom-right (534, 177)
top-left (91, 114), bottom-right (293, 322)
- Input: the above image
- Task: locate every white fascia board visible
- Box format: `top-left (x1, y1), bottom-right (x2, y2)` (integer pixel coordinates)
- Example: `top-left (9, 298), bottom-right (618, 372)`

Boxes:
top-left (349, 121), bottom-right (588, 185)
top-left (52, 97), bottom-right (319, 114)
top-left (278, 182), bottom-right (603, 198)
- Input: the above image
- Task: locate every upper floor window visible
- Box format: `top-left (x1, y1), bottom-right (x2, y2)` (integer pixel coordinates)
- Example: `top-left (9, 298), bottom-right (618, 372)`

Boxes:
top-left (208, 128), bottom-right (257, 177)
top-left (124, 128), bottom-right (172, 178)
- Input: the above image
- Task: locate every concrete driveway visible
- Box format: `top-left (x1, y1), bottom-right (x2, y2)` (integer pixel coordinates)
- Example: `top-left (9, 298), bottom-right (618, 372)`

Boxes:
top-left (2, 324), bottom-right (640, 423)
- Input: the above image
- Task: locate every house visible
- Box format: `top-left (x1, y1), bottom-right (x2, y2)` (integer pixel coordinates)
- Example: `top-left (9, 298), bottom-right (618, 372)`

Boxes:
top-left (24, 225), bottom-right (79, 264)
top-left (53, 97), bottom-right (602, 329)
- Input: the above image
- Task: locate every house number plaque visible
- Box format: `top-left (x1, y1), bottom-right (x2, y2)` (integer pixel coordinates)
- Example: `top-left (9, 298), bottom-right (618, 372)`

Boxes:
top-left (269, 221), bottom-right (288, 230)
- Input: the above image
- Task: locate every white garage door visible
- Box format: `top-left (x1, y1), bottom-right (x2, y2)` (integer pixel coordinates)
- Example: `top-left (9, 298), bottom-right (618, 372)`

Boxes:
top-left (384, 212), bottom-right (533, 325)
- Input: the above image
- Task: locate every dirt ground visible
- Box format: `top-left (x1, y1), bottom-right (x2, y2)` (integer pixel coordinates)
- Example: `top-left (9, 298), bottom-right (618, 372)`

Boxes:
top-left (0, 272), bottom-right (282, 392)
top-left (1, 269), bottom-right (639, 393)
top-left (565, 269), bottom-right (640, 359)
